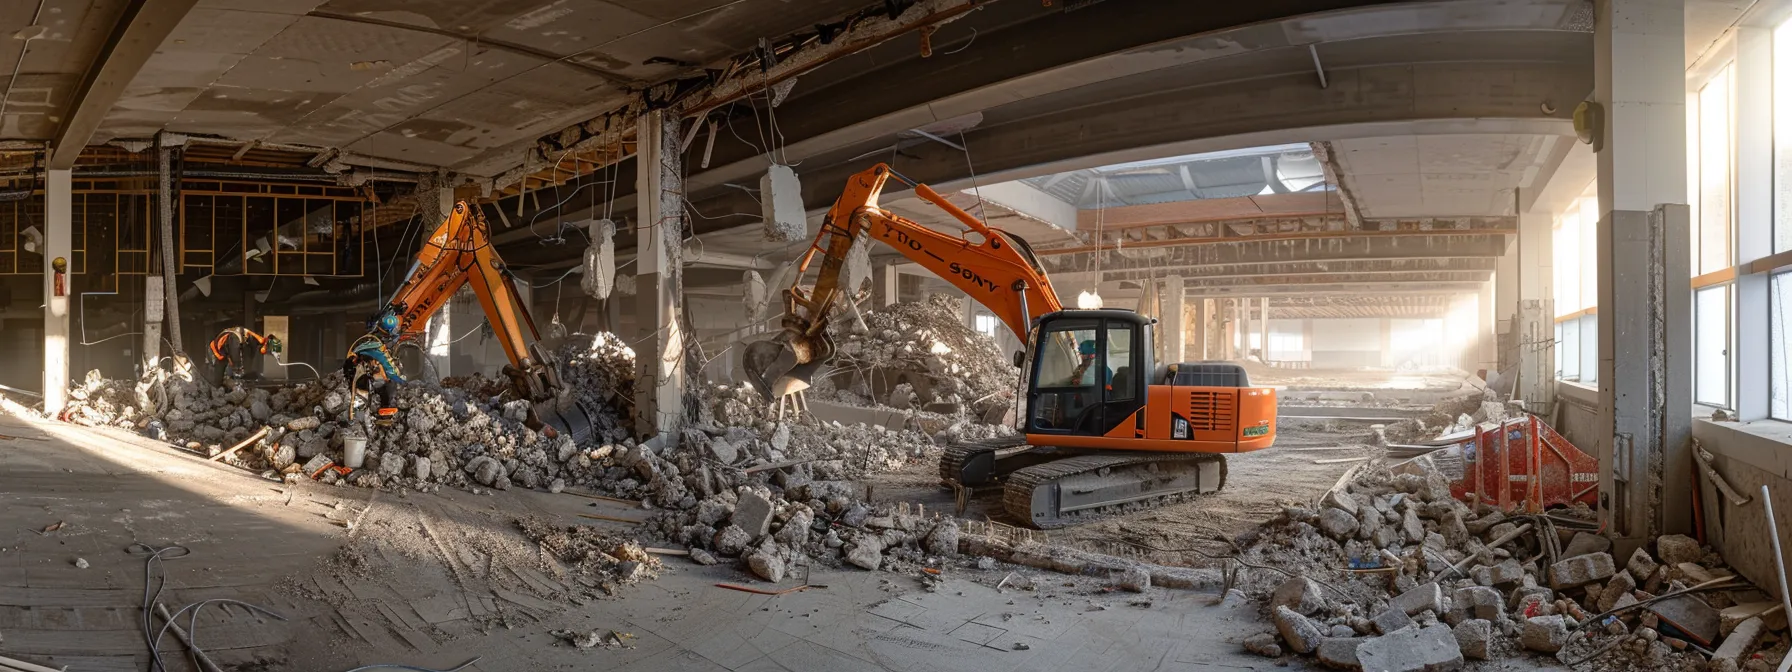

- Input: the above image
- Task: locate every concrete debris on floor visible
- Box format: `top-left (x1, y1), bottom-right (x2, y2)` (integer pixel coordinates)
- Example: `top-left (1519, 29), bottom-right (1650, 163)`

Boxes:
top-left (811, 295), bottom-right (1018, 425)
top-left (1225, 453), bottom-right (1789, 672)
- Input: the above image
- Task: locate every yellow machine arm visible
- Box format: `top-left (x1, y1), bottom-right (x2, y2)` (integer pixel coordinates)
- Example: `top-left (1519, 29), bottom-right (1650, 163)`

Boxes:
top-left (745, 163), bottom-right (1064, 400)
top-left (377, 201), bottom-right (590, 439)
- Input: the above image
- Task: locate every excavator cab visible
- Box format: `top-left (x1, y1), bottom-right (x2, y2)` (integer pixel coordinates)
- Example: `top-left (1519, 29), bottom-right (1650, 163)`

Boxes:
top-left (1024, 310), bottom-right (1151, 437)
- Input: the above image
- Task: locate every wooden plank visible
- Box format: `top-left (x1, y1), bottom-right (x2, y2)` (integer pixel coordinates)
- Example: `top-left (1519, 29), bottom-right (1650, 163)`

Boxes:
top-left (492, 587), bottom-right (558, 613)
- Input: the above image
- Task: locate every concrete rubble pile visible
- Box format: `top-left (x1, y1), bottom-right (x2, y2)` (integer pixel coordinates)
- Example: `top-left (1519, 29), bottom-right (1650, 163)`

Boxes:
top-left (1233, 458), bottom-right (1788, 671)
top-left (59, 334), bottom-right (638, 493)
top-left (815, 295), bottom-right (1018, 424)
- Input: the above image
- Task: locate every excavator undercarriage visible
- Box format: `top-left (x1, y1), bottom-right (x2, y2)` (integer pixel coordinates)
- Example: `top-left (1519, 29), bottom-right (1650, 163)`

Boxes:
top-left (941, 438), bottom-right (1228, 529)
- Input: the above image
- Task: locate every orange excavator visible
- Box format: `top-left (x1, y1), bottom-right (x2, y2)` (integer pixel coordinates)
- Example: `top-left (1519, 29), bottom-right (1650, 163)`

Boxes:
top-left (744, 164), bottom-right (1278, 528)
top-left (371, 201), bottom-right (593, 441)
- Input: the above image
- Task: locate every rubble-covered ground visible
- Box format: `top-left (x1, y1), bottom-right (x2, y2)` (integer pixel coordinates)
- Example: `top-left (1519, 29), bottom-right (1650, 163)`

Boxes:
top-left (1221, 454), bottom-right (1789, 672)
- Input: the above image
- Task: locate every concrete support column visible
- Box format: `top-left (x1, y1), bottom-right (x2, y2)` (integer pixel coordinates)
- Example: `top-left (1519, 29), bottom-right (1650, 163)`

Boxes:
top-left (1224, 299), bottom-right (1239, 360)
top-left (1191, 298), bottom-right (1208, 361)
top-left (1380, 318), bottom-right (1394, 368)
top-left (157, 145), bottom-right (182, 356)
top-left (877, 263), bottom-right (899, 308)
top-left (1594, 0), bottom-right (1692, 544)
top-left (142, 276), bottom-right (163, 373)
top-left (1477, 279), bottom-right (1496, 376)
top-left (1516, 209), bottom-right (1556, 407)
top-left (43, 169), bottom-right (70, 416)
top-left (1160, 277), bottom-right (1185, 364)
top-left (633, 110), bottom-right (687, 441)
top-left (1495, 235), bottom-right (1520, 373)
top-left (1256, 298), bottom-right (1269, 362)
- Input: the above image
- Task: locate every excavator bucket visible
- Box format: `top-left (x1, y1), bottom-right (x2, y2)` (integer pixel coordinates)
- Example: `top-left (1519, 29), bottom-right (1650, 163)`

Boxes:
top-left (532, 394), bottom-right (596, 443)
top-left (742, 332), bottom-right (835, 401)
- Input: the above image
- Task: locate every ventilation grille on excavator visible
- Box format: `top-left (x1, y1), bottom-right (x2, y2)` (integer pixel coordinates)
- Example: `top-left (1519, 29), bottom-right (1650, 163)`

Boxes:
top-left (1185, 391), bottom-right (1235, 432)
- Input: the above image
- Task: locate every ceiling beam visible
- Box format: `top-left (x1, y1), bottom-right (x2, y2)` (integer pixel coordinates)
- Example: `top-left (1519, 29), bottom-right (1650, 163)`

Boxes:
top-left (306, 10), bottom-right (646, 88)
top-left (1186, 281), bottom-right (1485, 297)
top-left (1095, 256), bottom-right (1500, 282)
top-left (49, 0), bottom-right (200, 170)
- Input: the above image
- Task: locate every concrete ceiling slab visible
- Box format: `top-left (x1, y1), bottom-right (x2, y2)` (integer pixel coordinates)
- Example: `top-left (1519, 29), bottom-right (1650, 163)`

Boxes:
top-left (1334, 133), bottom-right (1552, 218)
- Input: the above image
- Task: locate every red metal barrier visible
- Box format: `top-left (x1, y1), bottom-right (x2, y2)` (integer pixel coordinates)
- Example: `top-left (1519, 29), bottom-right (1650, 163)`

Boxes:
top-left (1436, 415), bottom-right (1599, 513)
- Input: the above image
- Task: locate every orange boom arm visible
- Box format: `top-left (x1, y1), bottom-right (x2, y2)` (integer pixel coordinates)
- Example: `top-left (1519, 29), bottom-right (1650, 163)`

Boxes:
top-left (784, 163), bottom-right (1064, 343)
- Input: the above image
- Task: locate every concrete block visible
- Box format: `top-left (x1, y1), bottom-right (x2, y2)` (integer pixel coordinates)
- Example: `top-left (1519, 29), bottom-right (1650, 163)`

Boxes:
top-left (1355, 623), bottom-right (1463, 672)
top-left (1273, 577), bottom-right (1328, 616)
top-left (1471, 558), bottom-right (1525, 587)
top-left (1720, 602), bottom-right (1788, 636)
top-left (1655, 534), bottom-right (1702, 566)
top-left (759, 164), bottom-right (806, 242)
top-left (1625, 547), bottom-right (1660, 582)
top-left (1316, 637), bottom-right (1365, 670)
top-left (1595, 570), bottom-right (1636, 612)
top-left (1323, 488), bottom-right (1359, 516)
top-left (1372, 607), bottom-right (1413, 635)
top-left (1449, 586), bottom-right (1504, 624)
top-left (1560, 531), bottom-right (1611, 559)
top-left (1520, 615), bottom-right (1569, 653)
top-left (1319, 507), bottom-right (1359, 539)
top-left (733, 490), bottom-right (775, 537)
top-left (1547, 552), bottom-right (1615, 589)
top-left (1242, 632), bottom-right (1282, 657)
top-left (1274, 605), bottom-right (1324, 655)
top-left (1710, 617), bottom-right (1765, 668)
top-left (1453, 619), bottom-right (1492, 660)
top-left (1392, 582), bottom-right (1445, 616)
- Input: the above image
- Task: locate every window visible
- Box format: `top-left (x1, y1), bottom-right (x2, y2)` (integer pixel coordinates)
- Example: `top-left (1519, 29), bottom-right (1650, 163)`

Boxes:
top-left (1777, 21), bottom-right (1792, 253)
top-left (1693, 65), bottom-right (1735, 275)
top-left (973, 313), bottom-right (998, 337)
top-left (1773, 273), bottom-right (1792, 419)
top-left (1554, 182), bottom-right (1598, 384)
top-left (1695, 286), bottom-right (1731, 408)
top-left (1106, 326), bottom-right (1136, 402)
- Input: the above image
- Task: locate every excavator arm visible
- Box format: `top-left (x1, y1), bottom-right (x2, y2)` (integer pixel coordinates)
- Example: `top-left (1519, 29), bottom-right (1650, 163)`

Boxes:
top-left (745, 163), bottom-right (1064, 400)
top-left (377, 201), bottom-right (591, 439)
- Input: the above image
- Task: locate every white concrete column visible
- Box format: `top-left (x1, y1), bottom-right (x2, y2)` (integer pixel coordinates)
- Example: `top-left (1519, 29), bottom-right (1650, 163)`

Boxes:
top-left (1160, 277), bottom-right (1185, 364)
top-left (1516, 209), bottom-right (1556, 407)
top-left (1594, 0), bottom-right (1693, 543)
top-left (878, 263), bottom-right (899, 308)
top-left (142, 276), bottom-right (163, 373)
top-left (1380, 318), bottom-right (1394, 368)
top-left (633, 110), bottom-right (686, 441)
top-left (1191, 298), bottom-right (1208, 360)
top-left (1257, 297), bottom-right (1269, 362)
top-left (1477, 279), bottom-right (1496, 376)
top-left (43, 169), bottom-right (70, 416)
top-left (1495, 236), bottom-right (1519, 372)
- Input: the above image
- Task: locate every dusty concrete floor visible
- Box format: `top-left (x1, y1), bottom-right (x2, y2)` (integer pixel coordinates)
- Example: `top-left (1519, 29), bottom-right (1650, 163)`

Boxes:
top-left (1, 411), bottom-right (1282, 671)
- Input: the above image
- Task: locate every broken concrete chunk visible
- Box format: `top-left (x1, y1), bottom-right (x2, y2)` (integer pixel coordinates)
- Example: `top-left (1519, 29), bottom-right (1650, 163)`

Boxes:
top-left (1560, 531), bottom-right (1611, 559)
top-left (1392, 582), bottom-right (1445, 616)
top-left (1655, 534), bottom-right (1702, 566)
top-left (1355, 623), bottom-right (1463, 672)
top-left (746, 552), bottom-right (784, 582)
top-left (733, 490), bottom-right (775, 538)
top-left (689, 548), bottom-right (719, 566)
top-left (1626, 546), bottom-right (1660, 582)
top-left (1595, 569), bottom-right (1637, 612)
top-left (1720, 601), bottom-right (1789, 636)
top-left (713, 525), bottom-right (752, 556)
top-left (1448, 586), bottom-right (1504, 624)
top-left (1453, 619), bottom-right (1492, 660)
top-left (1323, 488), bottom-right (1358, 516)
top-left (924, 520), bottom-right (960, 557)
top-left (1372, 607), bottom-right (1414, 635)
top-left (1273, 605), bottom-right (1324, 655)
top-left (1547, 552), bottom-right (1615, 589)
top-left (1471, 558), bottom-right (1524, 588)
top-left (1242, 632), bottom-right (1282, 658)
top-left (1114, 567), bottom-right (1150, 593)
top-left (1520, 615), bottom-right (1569, 653)
top-left (1711, 616), bottom-right (1765, 669)
top-left (1315, 637), bottom-right (1364, 670)
top-left (845, 536), bottom-right (884, 570)
top-left (1272, 577), bottom-right (1328, 616)
top-left (1319, 508), bottom-right (1359, 539)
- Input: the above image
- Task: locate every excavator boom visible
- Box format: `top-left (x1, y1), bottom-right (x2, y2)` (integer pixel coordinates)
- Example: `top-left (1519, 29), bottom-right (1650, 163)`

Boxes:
top-left (378, 202), bottom-right (592, 440)
top-left (744, 163), bottom-right (1062, 398)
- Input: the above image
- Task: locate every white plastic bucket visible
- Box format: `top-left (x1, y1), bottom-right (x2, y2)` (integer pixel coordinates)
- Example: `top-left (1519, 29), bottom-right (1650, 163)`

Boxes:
top-left (343, 434), bottom-right (367, 469)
